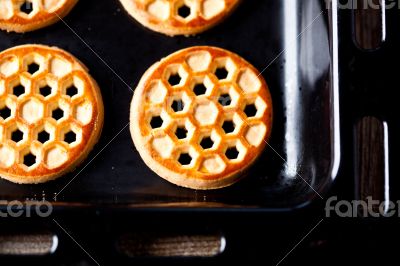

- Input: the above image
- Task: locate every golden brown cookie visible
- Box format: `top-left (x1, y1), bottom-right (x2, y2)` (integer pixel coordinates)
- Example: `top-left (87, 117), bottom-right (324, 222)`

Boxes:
top-left (0, 44), bottom-right (104, 184)
top-left (130, 46), bottom-right (273, 190)
top-left (119, 0), bottom-right (240, 36)
top-left (0, 0), bottom-right (78, 33)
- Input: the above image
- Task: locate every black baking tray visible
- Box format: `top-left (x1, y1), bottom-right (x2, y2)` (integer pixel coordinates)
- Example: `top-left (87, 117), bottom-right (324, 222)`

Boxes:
top-left (0, 0), bottom-right (340, 210)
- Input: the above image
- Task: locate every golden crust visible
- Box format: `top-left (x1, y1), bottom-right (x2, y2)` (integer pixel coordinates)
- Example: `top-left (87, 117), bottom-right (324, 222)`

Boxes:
top-left (0, 0), bottom-right (78, 33)
top-left (119, 0), bottom-right (241, 36)
top-left (130, 46), bottom-right (273, 190)
top-left (0, 44), bottom-right (104, 184)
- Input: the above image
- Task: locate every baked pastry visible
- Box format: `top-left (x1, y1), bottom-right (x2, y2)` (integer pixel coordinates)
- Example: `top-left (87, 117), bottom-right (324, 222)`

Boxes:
top-left (0, 44), bottom-right (104, 184)
top-left (130, 46), bottom-right (273, 190)
top-left (0, 0), bottom-right (78, 33)
top-left (119, 0), bottom-right (240, 36)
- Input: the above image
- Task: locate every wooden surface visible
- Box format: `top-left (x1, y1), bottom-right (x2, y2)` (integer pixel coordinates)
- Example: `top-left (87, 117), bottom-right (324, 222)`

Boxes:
top-left (354, 0), bottom-right (383, 49)
top-left (355, 116), bottom-right (386, 213)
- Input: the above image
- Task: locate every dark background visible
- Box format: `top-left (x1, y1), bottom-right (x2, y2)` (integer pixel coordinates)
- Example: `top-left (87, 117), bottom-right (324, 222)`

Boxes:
top-left (0, 0), bottom-right (333, 209)
top-left (1, 0), bottom-right (400, 265)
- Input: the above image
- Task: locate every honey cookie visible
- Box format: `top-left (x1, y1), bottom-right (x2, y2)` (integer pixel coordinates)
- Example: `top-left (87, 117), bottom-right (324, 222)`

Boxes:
top-left (0, 44), bottom-right (104, 184)
top-left (130, 46), bottom-right (272, 190)
top-left (0, 0), bottom-right (78, 33)
top-left (119, 0), bottom-right (240, 36)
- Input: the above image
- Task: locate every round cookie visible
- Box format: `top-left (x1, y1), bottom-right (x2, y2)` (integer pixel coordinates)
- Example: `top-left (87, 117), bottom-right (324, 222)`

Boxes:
top-left (0, 0), bottom-right (78, 33)
top-left (119, 0), bottom-right (240, 36)
top-left (0, 44), bottom-right (104, 184)
top-left (130, 46), bottom-right (273, 190)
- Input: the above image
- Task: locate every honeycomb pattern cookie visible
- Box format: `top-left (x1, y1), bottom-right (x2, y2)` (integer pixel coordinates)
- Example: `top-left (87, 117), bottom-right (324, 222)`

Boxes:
top-left (130, 46), bottom-right (273, 190)
top-left (0, 0), bottom-right (78, 33)
top-left (0, 44), bottom-right (104, 184)
top-left (119, 0), bottom-right (240, 36)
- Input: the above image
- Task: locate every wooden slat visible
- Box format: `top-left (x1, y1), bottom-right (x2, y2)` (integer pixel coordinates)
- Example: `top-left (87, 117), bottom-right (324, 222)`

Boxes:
top-left (0, 233), bottom-right (57, 255)
top-left (354, 0), bottom-right (385, 50)
top-left (117, 233), bottom-right (225, 258)
top-left (355, 116), bottom-right (388, 214)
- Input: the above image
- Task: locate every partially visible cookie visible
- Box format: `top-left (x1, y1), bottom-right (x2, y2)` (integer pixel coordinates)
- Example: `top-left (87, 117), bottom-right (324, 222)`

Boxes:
top-left (119, 0), bottom-right (240, 36)
top-left (0, 44), bottom-right (104, 184)
top-left (0, 0), bottom-right (78, 33)
top-left (130, 46), bottom-right (273, 190)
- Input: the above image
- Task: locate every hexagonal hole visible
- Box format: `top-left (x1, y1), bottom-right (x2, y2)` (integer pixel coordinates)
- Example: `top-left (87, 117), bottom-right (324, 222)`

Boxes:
top-left (165, 65), bottom-right (188, 87)
top-left (171, 99), bottom-right (184, 113)
top-left (222, 120), bottom-right (235, 134)
top-left (200, 136), bottom-right (214, 150)
top-left (20, 0), bottom-right (33, 14)
top-left (178, 152), bottom-right (192, 166)
top-left (37, 130), bottom-right (50, 144)
top-left (64, 130), bottom-right (77, 144)
top-left (215, 67), bottom-right (229, 80)
top-left (218, 93), bottom-right (232, 107)
top-left (213, 58), bottom-right (237, 81)
top-left (52, 107), bottom-right (64, 121)
top-left (27, 62), bottom-right (40, 75)
top-left (22, 53), bottom-right (44, 77)
top-left (191, 76), bottom-right (214, 97)
top-left (61, 76), bottom-right (85, 99)
top-left (225, 146), bottom-right (239, 160)
top-left (13, 84), bottom-right (25, 97)
top-left (175, 126), bottom-right (188, 140)
top-left (193, 83), bottom-right (207, 96)
top-left (66, 85), bottom-right (78, 97)
top-left (168, 73), bottom-right (182, 87)
top-left (242, 97), bottom-right (267, 118)
top-left (244, 103), bottom-right (257, 117)
top-left (39, 85), bottom-right (52, 97)
top-left (177, 4), bottom-right (191, 19)
top-left (0, 106), bottom-right (11, 120)
top-left (23, 152), bottom-right (36, 167)
top-left (150, 115), bottom-right (163, 129)
top-left (11, 129), bottom-right (24, 143)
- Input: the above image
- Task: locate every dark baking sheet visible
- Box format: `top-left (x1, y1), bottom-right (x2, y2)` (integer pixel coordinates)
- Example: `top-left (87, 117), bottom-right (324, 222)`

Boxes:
top-left (0, 0), bottom-right (340, 210)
